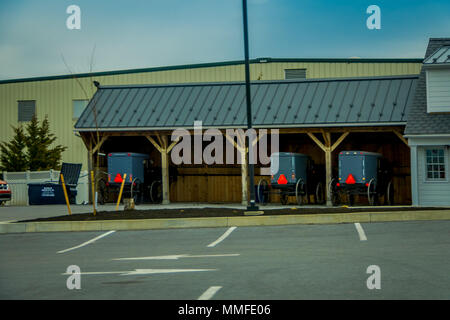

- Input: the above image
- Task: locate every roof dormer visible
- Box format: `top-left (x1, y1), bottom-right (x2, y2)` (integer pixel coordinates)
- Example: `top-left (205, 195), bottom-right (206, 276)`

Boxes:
top-left (424, 46), bottom-right (450, 113)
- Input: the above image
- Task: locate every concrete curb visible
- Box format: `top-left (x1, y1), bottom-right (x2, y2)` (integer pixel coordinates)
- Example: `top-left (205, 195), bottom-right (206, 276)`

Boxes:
top-left (0, 210), bottom-right (449, 234)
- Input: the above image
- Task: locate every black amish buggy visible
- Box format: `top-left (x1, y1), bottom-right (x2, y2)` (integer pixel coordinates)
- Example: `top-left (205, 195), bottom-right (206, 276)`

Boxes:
top-left (96, 152), bottom-right (177, 204)
top-left (257, 152), bottom-right (325, 205)
top-left (328, 151), bottom-right (394, 206)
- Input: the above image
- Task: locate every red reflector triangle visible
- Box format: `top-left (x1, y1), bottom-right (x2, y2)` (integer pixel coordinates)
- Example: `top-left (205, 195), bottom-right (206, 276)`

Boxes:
top-left (277, 174), bottom-right (288, 185)
top-left (345, 174), bottom-right (356, 184)
top-left (113, 173), bottom-right (123, 183)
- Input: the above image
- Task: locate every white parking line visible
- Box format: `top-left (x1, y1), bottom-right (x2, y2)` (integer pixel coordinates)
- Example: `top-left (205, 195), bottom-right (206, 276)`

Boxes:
top-left (113, 253), bottom-right (240, 261)
top-left (62, 268), bottom-right (217, 276)
top-left (57, 230), bottom-right (116, 253)
top-left (207, 227), bottom-right (237, 247)
top-left (354, 223), bottom-right (367, 241)
top-left (198, 286), bottom-right (222, 300)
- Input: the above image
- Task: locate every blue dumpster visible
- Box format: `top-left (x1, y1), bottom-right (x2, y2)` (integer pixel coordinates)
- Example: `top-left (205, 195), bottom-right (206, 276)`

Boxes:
top-left (28, 183), bottom-right (77, 205)
top-left (27, 163), bottom-right (81, 205)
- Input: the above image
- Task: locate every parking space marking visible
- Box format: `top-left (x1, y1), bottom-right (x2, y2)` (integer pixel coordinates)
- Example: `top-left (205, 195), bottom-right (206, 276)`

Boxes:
top-left (113, 253), bottom-right (240, 261)
top-left (354, 223), bottom-right (367, 241)
top-left (207, 227), bottom-right (237, 247)
top-left (57, 230), bottom-right (116, 253)
top-left (198, 286), bottom-right (222, 300)
top-left (62, 268), bottom-right (217, 276)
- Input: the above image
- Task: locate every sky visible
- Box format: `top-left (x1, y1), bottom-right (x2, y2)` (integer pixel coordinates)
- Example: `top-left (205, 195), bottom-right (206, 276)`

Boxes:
top-left (0, 0), bottom-right (449, 80)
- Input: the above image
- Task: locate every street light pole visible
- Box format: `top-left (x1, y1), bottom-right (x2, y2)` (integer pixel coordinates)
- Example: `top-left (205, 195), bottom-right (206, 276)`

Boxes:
top-left (242, 0), bottom-right (259, 211)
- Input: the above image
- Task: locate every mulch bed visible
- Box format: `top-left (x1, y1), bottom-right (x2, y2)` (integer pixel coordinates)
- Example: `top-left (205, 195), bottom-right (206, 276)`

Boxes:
top-left (17, 206), bottom-right (446, 223)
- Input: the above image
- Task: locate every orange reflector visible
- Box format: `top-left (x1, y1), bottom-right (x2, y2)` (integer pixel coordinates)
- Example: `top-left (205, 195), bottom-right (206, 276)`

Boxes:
top-left (345, 174), bottom-right (356, 184)
top-left (113, 173), bottom-right (123, 183)
top-left (277, 174), bottom-right (288, 185)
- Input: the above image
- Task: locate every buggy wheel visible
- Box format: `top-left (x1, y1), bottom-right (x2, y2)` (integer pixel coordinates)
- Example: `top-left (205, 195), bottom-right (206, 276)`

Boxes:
top-left (131, 179), bottom-right (143, 205)
top-left (97, 178), bottom-right (107, 205)
top-left (150, 180), bottom-right (162, 203)
top-left (280, 193), bottom-right (288, 205)
top-left (386, 180), bottom-right (394, 205)
top-left (257, 179), bottom-right (269, 205)
top-left (347, 193), bottom-right (355, 206)
top-left (315, 182), bottom-right (325, 204)
top-left (367, 178), bottom-right (378, 206)
top-left (295, 179), bottom-right (306, 205)
top-left (328, 178), bottom-right (340, 206)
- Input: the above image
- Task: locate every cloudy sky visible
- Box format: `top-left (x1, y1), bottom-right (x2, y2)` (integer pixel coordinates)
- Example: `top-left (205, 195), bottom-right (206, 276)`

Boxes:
top-left (0, 0), bottom-right (449, 80)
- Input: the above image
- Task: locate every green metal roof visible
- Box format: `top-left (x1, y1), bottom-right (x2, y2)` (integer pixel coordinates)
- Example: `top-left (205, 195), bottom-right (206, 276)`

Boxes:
top-left (75, 75), bottom-right (418, 131)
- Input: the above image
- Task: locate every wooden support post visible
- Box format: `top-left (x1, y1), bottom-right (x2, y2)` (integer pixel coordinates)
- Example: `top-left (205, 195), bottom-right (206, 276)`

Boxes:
top-left (161, 135), bottom-right (170, 205)
top-left (145, 134), bottom-right (170, 204)
top-left (87, 138), bottom-right (94, 205)
top-left (324, 147), bottom-right (332, 206)
top-left (307, 131), bottom-right (349, 206)
top-left (323, 132), bottom-right (332, 206)
top-left (240, 146), bottom-right (248, 206)
top-left (224, 132), bottom-right (248, 205)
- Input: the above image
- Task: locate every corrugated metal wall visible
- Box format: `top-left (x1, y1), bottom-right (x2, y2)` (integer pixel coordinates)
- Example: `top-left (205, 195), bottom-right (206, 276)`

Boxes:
top-left (0, 61), bottom-right (421, 170)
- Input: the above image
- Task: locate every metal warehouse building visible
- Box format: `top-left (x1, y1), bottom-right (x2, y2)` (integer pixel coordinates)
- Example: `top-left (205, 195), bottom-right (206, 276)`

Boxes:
top-left (0, 57), bottom-right (422, 205)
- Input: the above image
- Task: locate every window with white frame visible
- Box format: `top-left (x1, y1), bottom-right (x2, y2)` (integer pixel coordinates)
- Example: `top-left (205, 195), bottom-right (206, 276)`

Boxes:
top-left (425, 148), bottom-right (446, 180)
top-left (72, 100), bottom-right (89, 120)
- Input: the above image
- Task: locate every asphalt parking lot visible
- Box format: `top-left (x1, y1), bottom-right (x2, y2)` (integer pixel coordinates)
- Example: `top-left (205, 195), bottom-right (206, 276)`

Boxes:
top-left (0, 220), bottom-right (449, 300)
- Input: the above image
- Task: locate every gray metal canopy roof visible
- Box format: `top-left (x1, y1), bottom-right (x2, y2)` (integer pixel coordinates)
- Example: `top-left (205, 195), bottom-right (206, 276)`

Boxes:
top-left (75, 75), bottom-right (418, 131)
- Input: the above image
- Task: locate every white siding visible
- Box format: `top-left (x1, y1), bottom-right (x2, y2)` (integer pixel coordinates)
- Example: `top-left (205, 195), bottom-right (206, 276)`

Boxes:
top-left (426, 68), bottom-right (450, 113)
top-left (417, 146), bottom-right (450, 206)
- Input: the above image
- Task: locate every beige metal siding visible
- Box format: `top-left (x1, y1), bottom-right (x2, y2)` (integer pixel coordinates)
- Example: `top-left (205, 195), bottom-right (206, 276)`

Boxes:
top-left (0, 61), bottom-right (421, 170)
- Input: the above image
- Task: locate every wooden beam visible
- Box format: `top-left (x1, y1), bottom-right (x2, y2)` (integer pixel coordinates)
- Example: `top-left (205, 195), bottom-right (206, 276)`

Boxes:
top-left (145, 135), bottom-right (163, 153)
top-left (92, 135), bottom-right (109, 154)
top-left (155, 132), bottom-right (164, 149)
top-left (277, 125), bottom-right (406, 135)
top-left (331, 132), bottom-right (350, 152)
top-left (321, 130), bottom-right (331, 147)
top-left (224, 133), bottom-right (244, 152)
top-left (393, 130), bottom-right (409, 147)
top-left (307, 133), bottom-right (327, 152)
top-left (236, 131), bottom-right (245, 149)
top-left (167, 136), bottom-right (181, 153)
top-left (252, 131), bottom-right (266, 147)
